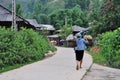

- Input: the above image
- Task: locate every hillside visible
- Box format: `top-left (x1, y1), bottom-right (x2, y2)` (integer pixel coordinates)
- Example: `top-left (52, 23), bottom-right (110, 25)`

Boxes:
top-left (0, 0), bottom-right (90, 28)
top-left (0, 0), bottom-right (37, 10)
top-left (0, 0), bottom-right (56, 7)
top-left (0, 0), bottom-right (59, 14)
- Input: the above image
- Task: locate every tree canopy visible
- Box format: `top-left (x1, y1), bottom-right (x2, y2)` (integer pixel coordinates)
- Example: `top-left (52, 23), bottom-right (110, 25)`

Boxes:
top-left (89, 0), bottom-right (120, 36)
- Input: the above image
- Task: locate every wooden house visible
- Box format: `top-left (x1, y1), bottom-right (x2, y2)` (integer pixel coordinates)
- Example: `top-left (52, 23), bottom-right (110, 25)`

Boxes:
top-left (0, 5), bottom-right (36, 30)
top-left (26, 19), bottom-right (40, 30)
top-left (47, 34), bottom-right (61, 45)
top-left (39, 24), bottom-right (55, 35)
top-left (66, 25), bottom-right (89, 47)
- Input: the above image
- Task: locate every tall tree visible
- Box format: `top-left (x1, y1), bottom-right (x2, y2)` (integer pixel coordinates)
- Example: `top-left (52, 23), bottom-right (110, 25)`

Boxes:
top-left (37, 14), bottom-right (50, 24)
top-left (43, 0), bottom-right (65, 14)
top-left (89, 0), bottom-right (104, 11)
top-left (89, 0), bottom-right (120, 36)
top-left (49, 5), bottom-right (89, 29)
top-left (27, 0), bottom-right (35, 13)
top-left (60, 25), bottom-right (72, 39)
top-left (101, 0), bottom-right (120, 30)
top-left (30, 0), bottom-right (49, 24)
top-left (71, 5), bottom-right (88, 27)
top-left (33, 0), bottom-right (43, 14)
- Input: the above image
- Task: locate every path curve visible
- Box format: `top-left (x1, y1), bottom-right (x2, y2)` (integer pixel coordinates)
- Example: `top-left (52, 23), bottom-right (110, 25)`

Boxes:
top-left (83, 63), bottom-right (120, 80)
top-left (0, 47), bottom-right (93, 80)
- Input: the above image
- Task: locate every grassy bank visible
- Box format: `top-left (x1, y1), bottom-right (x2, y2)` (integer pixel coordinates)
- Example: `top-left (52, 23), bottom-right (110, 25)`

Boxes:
top-left (0, 27), bottom-right (56, 73)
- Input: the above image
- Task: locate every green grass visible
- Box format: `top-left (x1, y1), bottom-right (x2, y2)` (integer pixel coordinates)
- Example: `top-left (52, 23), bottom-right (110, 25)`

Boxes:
top-left (0, 64), bottom-right (23, 73)
top-left (91, 53), bottom-right (107, 66)
top-left (0, 58), bottom-right (44, 73)
top-left (87, 46), bottom-right (107, 66)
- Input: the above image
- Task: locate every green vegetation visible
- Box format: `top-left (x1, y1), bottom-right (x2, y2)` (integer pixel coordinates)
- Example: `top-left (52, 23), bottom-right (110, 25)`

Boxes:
top-left (89, 28), bottom-right (120, 68)
top-left (16, 3), bottom-right (23, 16)
top-left (60, 25), bottom-right (72, 39)
top-left (0, 27), bottom-right (56, 72)
top-left (65, 0), bottom-right (90, 10)
top-left (90, 52), bottom-right (107, 66)
top-left (0, 0), bottom-right (90, 29)
top-left (0, 0), bottom-right (120, 69)
top-left (49, 5), bottom-right (88, 29)
top-left (88, 0), bottom-right (120, 69)
top-left (89, 0), bottom-right (120, 36)
top-left (98, 28), bottom-right (120, 68)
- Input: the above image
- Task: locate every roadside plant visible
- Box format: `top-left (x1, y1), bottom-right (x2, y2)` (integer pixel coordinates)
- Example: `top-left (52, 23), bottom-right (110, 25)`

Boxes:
top-left (0, 27), bottom-right (56, 69)
top-left (98, 28), bottom-right (120, 68)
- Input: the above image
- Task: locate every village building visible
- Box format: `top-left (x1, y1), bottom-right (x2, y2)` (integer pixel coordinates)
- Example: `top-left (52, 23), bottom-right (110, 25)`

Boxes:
top-left (26, 19), bottom-right (56, 35)
top-left (72, 25), bottom-right (88, 36)
top-left (66, 25), bottom-right (89, 47)
top-left (38, 24), bottom-right (55, 35)
top-left (0, 4), bottom-right (36, 30)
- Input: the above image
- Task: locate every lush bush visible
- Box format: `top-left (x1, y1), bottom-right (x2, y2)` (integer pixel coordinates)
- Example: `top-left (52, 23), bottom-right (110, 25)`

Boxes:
top-left (98, 28), bottom-right (120, 68)
top-left (0, 27), bottom-right (56, 69)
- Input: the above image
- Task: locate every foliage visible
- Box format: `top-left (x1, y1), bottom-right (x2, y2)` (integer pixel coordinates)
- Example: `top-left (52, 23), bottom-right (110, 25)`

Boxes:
top-left (89, 0), bottom-right (120, 36)
top-left (100, 0), bottom-right (120, 31)
top-left (0, 0), bottom-right (90, 29)
top-left (71, 5), bottom-right (88, 26)
top-left (88, 0), bottom-right (104, 36)
top-left (49, 9), bottom-right (67, 29)
top-left (16, 3), bottom-right (23, 16)
top-left (44, 0), bottom-right (65, 14)
top-left (65, 0), bottom-right (90, 10)
top-left (98, 28), bottom-right (120, 68)
top-left (90, 52), bottom-right (107, 65)
top-left (26, 0), bottom-right (49, 24)
top-left (37, 14), bottom-right (50, 24)
top-left (60, 25), bottom-right (72, 39)
top-left (26, 0), bottom-right (35, 13)
top-left (0, 27), bottom-right (56, 69)
top-left (89, 0), bottom-right (104, 11)
top-left (49, 5), bottom-right (89, 29)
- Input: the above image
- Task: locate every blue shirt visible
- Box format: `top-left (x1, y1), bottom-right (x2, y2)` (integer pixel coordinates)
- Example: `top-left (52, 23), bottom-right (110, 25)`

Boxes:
top-left (75, 38), bottom-right (88, 50)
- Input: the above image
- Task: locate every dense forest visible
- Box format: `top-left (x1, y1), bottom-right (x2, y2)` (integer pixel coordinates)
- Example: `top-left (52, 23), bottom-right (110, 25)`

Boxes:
top-left (0, 0), bottom-right (120, 34)
top-left (0, 0), bottom-right (91, 29)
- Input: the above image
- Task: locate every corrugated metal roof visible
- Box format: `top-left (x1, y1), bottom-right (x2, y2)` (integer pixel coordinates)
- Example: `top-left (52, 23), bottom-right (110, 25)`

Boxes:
top-left (0, 14), bottom-right (22, 21)
top-left (0, 4), bottom-right (36, 30)
top-left (39, 24), bottom-right (55, 30)
top-left (26, 19), bottom-right (40, 27)
top-left (72, 25), bottom-right (87, 31)
top-left (0, 5), bottom-right (23, 21)
top-left (0, 5), bottom-right (9, 14)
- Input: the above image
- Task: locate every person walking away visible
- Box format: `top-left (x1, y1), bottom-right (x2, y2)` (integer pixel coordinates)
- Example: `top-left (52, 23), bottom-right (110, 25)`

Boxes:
top-left (74, 33), bottom-right (88, 70)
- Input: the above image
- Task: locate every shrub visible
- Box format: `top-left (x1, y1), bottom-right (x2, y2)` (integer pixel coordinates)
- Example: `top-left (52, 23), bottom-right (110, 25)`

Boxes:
top-left (98, 28), bottom-right (120, 68)
top-left (0, 27), bottom-right (56, 69)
